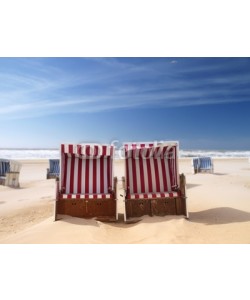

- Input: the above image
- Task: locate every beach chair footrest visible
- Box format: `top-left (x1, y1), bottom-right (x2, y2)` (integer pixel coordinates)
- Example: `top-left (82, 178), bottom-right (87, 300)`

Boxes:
top-left (56, 199), bottom-right (116, 219)
top-left (125, 197), bottom-right (187, 218)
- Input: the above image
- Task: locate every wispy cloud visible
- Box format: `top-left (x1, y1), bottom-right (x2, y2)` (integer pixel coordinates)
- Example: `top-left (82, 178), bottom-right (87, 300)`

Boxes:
top-left (0, 58), bottom-right (250, 120)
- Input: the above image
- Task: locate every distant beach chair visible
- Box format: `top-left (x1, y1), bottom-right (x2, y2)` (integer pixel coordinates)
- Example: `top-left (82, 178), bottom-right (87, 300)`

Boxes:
top-left (0, 159), bottom-right (21, 188)
top-left (55, 143), bottom-right (117, 221)
top-left (122, 141), bottom-right (188, 221)
top-left (47, 159), bottom-right (60, 179)
top-left (192, 157), bottom-right (213, 174)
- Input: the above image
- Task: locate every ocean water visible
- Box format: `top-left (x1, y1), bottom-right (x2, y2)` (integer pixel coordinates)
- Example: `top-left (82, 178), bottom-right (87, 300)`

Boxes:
top-left (0, 148), bottom-right (250, 160)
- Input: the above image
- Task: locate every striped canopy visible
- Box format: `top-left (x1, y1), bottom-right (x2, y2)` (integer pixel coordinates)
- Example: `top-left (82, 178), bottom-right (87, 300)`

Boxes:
top-left (60, 144), bottom-right (114, 197)
top-left (124, 142), bottom-right (179, 198)
top-left (61, 144), bottom-right (113, 157)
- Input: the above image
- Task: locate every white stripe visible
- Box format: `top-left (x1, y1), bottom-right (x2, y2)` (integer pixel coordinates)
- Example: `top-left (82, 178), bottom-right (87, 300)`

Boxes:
top-left (164, 155), bottom-right (171, 191)
top-left (149, 157), bottom-right (156, 192)
top-left (63, 194), bottom-right (67, 199)
top-left (128, 158), bottom-right (134, 193)
top-left (96, 158), bottom-right (100, 194)
top-left (135, 157), bottom-right (141, 193)
top-left (89, 194), bottom-right (93, 199)
top-left (88, 159), bottom-right (93, 194)
top-left (143, 157), bottom-right (149, 193)
top-left (157, 157), bottom-right (164, 192)
top-left (66, 157), bottom-right (71, 193)
top-left (81, 159), bottom-right (86, 194)
top-left (72, 194), bottom-right (76, 199)
top-left (103, 157), bottom-right (108, 193)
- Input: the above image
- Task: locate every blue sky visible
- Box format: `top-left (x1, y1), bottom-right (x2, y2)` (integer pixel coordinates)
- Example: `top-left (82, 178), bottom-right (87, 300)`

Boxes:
top-left (0, 57), bottom-right (250, 150)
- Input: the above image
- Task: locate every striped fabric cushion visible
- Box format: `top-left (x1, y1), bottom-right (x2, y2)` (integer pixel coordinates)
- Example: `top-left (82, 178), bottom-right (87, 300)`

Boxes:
top-left (62, 193), bottom-right (112, 199)
top-left (60, 144), bottom-right (114, 197)
top-left (124, 142), bottom-right (179, 198)
top-left (61, 144), bottom-right (113, 157)
top-left (127, 191), bottom-right (181, 199)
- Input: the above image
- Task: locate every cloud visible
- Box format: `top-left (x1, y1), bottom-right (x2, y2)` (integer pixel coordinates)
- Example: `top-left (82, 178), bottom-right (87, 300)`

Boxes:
top-left (170, 60), bottom-right (178, 64)
top-left (0, 58), bottom-right (250, 120)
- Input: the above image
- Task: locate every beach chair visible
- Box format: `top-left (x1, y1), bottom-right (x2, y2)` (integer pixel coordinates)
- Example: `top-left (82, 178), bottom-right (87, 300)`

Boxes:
top-left (55, 143), bottom-right (117, 220)
top-left (0, 159), bottom-right (21, 188)
top-left (47, 159), bottom-right (60, 179)
top-left (122, 141), bottom-right (188, 220)
top-left (192, 157), bottom-right (213, 174)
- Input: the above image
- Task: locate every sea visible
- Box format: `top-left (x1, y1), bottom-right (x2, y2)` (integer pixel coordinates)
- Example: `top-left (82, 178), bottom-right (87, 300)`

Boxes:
top-left (0, 148), bottom-right (250, 160)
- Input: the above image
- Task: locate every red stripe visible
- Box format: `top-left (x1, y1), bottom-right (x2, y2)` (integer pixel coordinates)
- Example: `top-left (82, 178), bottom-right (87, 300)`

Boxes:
top-left (100, 156), bottom-right (104, 193)
top-left (132, 157), bottom-right (137, 193)
top-left (70, 156), bottom-right (75, 193)
top-left (69, 144), bottom-right (73, 154)
top-left (93, 158), bottom-right (97, 193)
top-left (125, 155), bottom-right (130, 191)
top-left (103, 145), bottom-right (107, 156)
top-left (77, 158), bottom-right (82, 194)
top-left (62, 154), bottom-right (68, 191)
top-left (107, 156), bottom-right (111, 189)
top-left (85, 159), bottom-right (89, 193)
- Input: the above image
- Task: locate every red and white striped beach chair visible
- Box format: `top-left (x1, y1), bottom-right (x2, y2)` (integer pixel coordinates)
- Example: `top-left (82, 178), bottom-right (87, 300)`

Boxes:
top-left (55, 143), bottom-right (117, 220)
top-left (123, 141), bottom-right (188, 220)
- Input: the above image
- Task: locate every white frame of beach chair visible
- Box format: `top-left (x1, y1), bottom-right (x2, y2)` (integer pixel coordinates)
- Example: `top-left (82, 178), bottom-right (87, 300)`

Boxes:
top-left (122, 141), bottom-right (188, 221)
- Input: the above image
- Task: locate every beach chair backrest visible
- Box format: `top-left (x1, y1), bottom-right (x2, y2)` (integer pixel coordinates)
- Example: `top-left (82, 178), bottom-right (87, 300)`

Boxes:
top-left (60, 144), bottom-right (114, 194)
top-left (199, 157), bottom-right (212, 170)
top-left (124, 142), bottom-right (179, 194)
top-left (49, 159), bottom-right (60, 174)
top-left (0, 159), bottom-right (10, 176)
top-left (192, 157), bottom-right (200, 171)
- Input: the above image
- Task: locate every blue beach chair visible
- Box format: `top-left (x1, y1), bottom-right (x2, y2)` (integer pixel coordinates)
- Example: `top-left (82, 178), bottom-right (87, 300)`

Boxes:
top-left (192, 157), bottom-right (213, 174)
top-left (47, 159), bottom-right (60, 179)
top-left (0, 159), bottom-right (10, 185)
top-left (0, 159), bottom-right (21, 187)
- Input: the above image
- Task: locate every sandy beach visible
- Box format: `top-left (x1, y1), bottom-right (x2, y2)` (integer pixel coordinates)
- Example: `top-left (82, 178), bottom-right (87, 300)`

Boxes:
top-left (0, 158), bottom-right (250, 244)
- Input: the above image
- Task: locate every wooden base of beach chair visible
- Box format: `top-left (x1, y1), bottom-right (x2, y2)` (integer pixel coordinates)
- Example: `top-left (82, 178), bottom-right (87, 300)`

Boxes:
top-left (125, 197), bottom-right (187, 218)
top-left (56, 199), bottom-right (117, 219)
top-left (125, 174), bottom-right (187, 219)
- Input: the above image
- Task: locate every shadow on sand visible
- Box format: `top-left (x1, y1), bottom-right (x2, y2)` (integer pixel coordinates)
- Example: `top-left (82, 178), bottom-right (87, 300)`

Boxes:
top-left (189, 207), bottom-right (250, 225)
